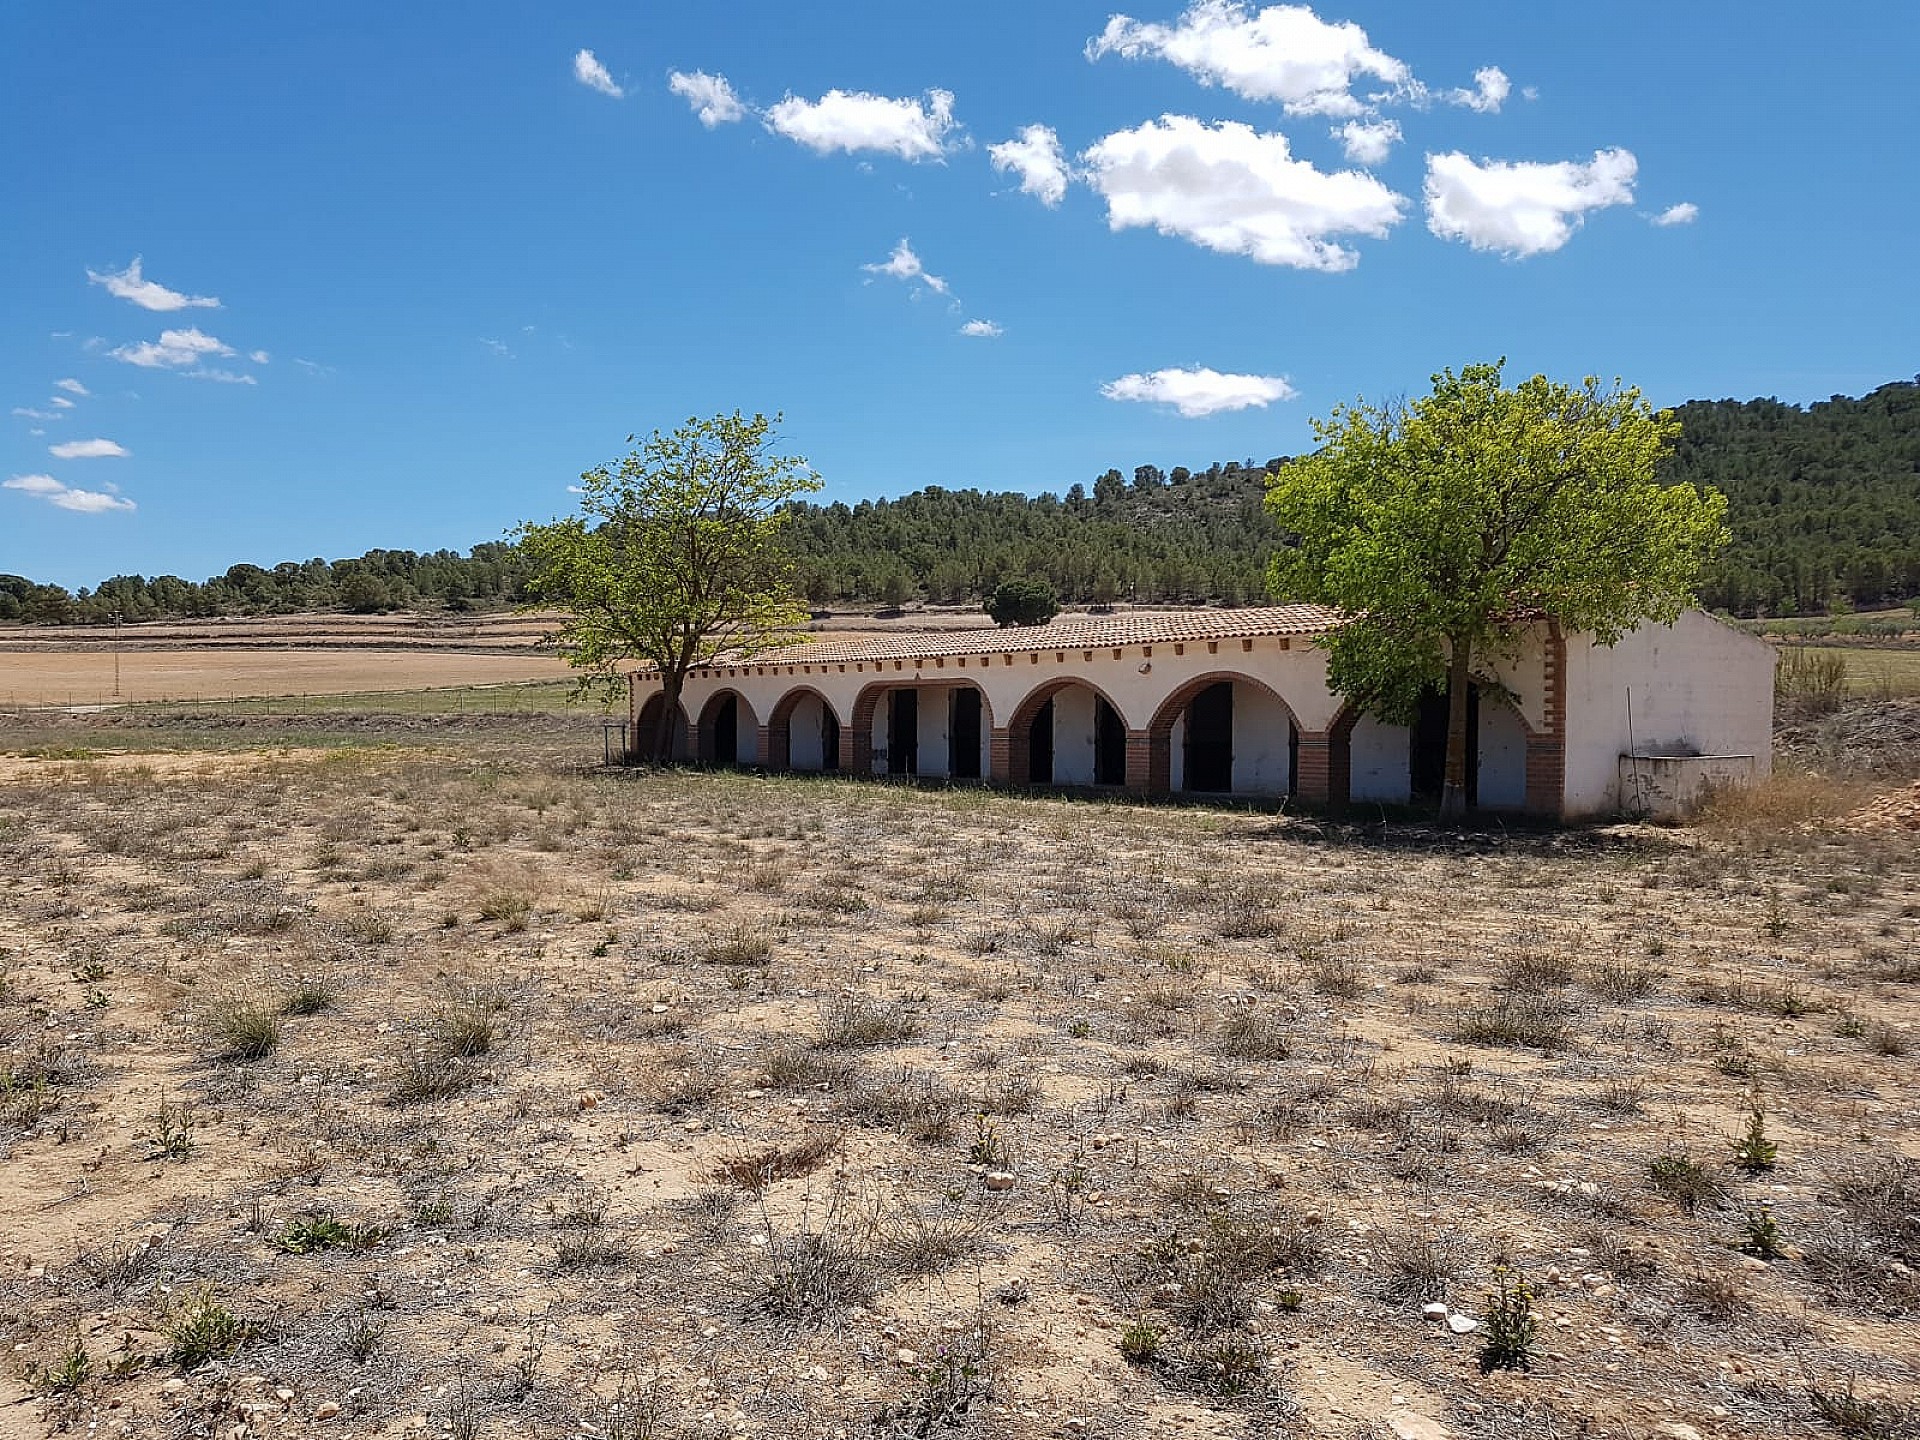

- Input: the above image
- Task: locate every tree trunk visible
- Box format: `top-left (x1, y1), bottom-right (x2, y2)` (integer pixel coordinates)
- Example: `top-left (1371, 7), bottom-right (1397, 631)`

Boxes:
top-left (1438, 636), bottom-right (1472, 823)
top-left (654, 672), bottom-right (685, 765)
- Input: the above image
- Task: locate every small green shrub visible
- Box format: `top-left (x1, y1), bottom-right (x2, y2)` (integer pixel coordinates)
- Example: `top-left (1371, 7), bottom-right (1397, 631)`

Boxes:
top-left (165, 1285), bottom-right (253, 1368)
top-left (1649, 1151), bottom-right (1726, 1212)
top-left (1733, 1102), bottom-right (1779, 1173)
top-left (1477, 1267), bottom-right (1538, 1372)
top-left (203, 993), bottom-right (280, 1060)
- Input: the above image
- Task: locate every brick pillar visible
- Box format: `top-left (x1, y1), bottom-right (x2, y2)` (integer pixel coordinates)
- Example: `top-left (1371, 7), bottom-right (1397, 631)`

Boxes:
top-left (988, 727), bottom-right (1012, 785)
top-left (1124, 729), bottom-right (1154, 794)
top-left (766, 718), bottom-right (789, 771)
top-left (1524, 624), bottom-right (1568, 818)
top-left (752, 725), bottom-right (770, 769)
top-left (1008, 722), bottom-right (1031, 787)
top-left (1295, 731), bottom-right (1332, 808)
top-left (844, 722), bottom-right (869, 774)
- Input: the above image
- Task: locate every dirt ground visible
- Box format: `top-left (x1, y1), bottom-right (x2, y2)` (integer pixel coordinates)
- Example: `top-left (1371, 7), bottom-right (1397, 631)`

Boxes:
top-left (0, 713), bottom-right (1916, 1440)
top-left (0, 650), bottom-right (578, 707)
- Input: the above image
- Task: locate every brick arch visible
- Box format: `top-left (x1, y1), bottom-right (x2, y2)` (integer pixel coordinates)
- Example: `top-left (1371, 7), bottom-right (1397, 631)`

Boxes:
top-left (764, 685), bottom-right (845, 772)
top-left (1145, 671), bottom-right (1304, 797)
top-left (845, 677), bottom-right (996, 778)
top-left (633, 692), bottom-right (690, 763)
top-left (1005, 676), bottom-right (1134, 787)
top-left (694, 687), bottom-right (759, 766)
top-left (1324, 677), bottom-right (1550, 816)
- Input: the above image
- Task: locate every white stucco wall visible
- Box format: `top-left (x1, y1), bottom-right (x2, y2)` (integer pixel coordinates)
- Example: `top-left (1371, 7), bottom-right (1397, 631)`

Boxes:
top-left (1232, 683), bottom-right (1293, 796)
top-left (1349, 714), bottom-right (1411, 804)
top-left (789, 693), bottom-right (827, 771)
top-left (1476, 699), bottom-right (1528, 810)
top-left (1051, 686), bottom-right (1098, 785)
top-left (1560, 612), bottom-right (1775, 816)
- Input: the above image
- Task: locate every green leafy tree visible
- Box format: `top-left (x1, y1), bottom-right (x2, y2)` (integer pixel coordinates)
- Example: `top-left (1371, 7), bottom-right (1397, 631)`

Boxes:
top-left (516, 411), bottom-right (821, 761)
top-left (1266, 361), bottom-right (1728, 820)
top-left (985, 576), bottom-right (1059, 627)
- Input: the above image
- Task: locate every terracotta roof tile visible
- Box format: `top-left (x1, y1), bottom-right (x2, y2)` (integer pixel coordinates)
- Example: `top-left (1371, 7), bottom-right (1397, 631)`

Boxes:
top-left (678, 605), bottom-right (1340, 676)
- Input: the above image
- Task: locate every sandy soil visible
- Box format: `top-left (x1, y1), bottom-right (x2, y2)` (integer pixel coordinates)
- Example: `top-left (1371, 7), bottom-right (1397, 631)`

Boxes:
top-left (0, 720), bottom-right (1915, 1439)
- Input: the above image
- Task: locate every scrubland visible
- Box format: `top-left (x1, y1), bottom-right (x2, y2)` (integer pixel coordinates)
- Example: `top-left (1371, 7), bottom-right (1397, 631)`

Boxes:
top-left (0, 712), bottom-right (1916, 1440)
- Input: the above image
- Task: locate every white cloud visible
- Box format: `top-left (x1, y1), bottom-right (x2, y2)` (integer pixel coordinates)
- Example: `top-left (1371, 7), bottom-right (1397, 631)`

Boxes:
top-left (249, 349), bottom-right (271, 364)
top-left (4, 473), bottom-right (135, 513)
top-left (765, 88), bottom-right (957, 160)
top-left (111, 326), bottom-right (235, 369)
top-left (86, 257), bottom-right (220, 311)
top-left (572, 49), bottom-right (623, 98)
top-left (989, 124), bottom-right (1071, 206)
top-left (1651, 201), bottom-right (1699, 227)
top-left (54, 378), bottom-right (89, 396)
top-left (862, 239), bottom-right (950, 296)
top-left (49, 438), bottom-right (130, 459)
top-left (1101, 366), bottom-right (1297, 417)
top-left (1424, 147), bottom-right (1637, 257)
top-left (960, 319), bottom-right (1003, 337)
top-left (12, 407), bottom-right (60, 421)
top-left (1444, 65), bottom-right (1511, 113)
top-left (481, 338), bottom-right (513, 358)
top-left (1088, 1), bottom-right (1409, 117)
top-left (191, 368), bottom-right (258, 384)
top-left (1333, 117), bottom-right (1400, 166)
top-left (668, 69), bottom-right (746, 127)
top-left (1081, 115), bottom-right (1405, 271)
top-left (48, 396), bottom-right (75, 409)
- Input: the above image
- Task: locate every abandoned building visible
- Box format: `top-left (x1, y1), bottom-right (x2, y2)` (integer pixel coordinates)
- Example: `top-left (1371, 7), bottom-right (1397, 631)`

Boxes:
top-left (626, 606), bottom-right (1775, 819)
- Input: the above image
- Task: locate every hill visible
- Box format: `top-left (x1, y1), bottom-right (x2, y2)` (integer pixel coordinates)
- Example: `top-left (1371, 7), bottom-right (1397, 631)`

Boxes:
top-left (9, 377), bottom-right (1918, 624)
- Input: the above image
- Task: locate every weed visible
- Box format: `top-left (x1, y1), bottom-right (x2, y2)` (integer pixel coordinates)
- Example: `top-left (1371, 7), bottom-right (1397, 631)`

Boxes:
top-left (1733, 1101), bottom-right (1780, 1172)
top-left (164, 1285), bottom-right (253, 1368)
top-left (478, 890), bottom-right (533, 929)
top-left (1477, 1267), bottom-right (1539, 1372)
top-left (818, 993), bottom-right (919, 1048)
top-left (32, 1332), bottom-right (91, 1393)
top-left (968, 1113), bottom-right (1011, 1170)
top-left (1807, 1375), bottom-right (1919, 1439)
top-left (281, 973), bottom-right (340, 1015)
top-left (702, 920), bottom-right (773, 967)
top-left (201, 991), bottom-right (280, 1060)
top-left (710, 1129), bottom-right (844, 1191)
top-left (1741, 1207), bottom-right (1783, 1260)
top-left (1119, 1318), bottom-right (1162, 1363)
top-left (152, 1096), bottom-right (195, 1157)
top-left (554, 1185), bottom-right (619, 1268)
top-left (1649, 1152), bottom-right (1727, 1213)
top-left (342, 1308), bottom-right (388, 1363)
top-left (279, 1209), bottom-right (386, 1254)
top-left (1588, 959), bottom-right (1663, 1001)
top-left (872, 1323), bottom-right (992, 1438)
top-left (762, 1042), bottom-right (855, 1091)
top-left (1452, 995), bottom-right (1570, 1050)
top-left (750, 1193), bottom-right (881, 1324)
top-left (1217, 1009), bottom-right (1291, 1061)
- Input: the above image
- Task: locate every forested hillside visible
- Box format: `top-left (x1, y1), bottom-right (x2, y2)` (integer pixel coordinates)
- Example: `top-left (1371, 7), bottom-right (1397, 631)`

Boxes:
top-left (8, 378), bottom-right (1917, 624)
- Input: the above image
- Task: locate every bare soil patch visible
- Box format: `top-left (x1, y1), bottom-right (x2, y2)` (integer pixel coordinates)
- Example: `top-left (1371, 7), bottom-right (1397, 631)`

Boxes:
top-left (1, 726), bottom-right (1915, 1439)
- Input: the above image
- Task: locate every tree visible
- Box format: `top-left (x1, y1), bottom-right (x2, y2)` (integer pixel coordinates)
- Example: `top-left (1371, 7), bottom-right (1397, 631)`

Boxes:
top-left (1266, 361), bottom-right (1728, 821)
top-left (516, 411), bottom-right (821, 762)
top-left (985, 576), bottom-right (1059, 627)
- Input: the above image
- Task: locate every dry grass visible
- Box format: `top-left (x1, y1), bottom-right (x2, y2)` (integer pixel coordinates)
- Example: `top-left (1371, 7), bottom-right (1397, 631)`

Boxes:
top-left (1, 710), bottom-right (1917, 1437)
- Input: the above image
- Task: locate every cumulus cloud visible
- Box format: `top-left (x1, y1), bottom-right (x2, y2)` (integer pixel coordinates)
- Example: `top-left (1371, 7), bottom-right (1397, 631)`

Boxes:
top-left (110, 326), bottom-right (235, 369)
top-left (249, 350), bottom-right (271, 364)
top-left (54, 378), bottom-right (89, 396)
top-left (48, 396), bottom-right (74, 409)
top-left (668, 69), bottom-right (746, 127)
top-left (1651, 201), bottom-right (1699, 227)
top-left (1444, 65), bottom-right (1511, 113)
top-left (765, 88), bottom-right (957, 160)
top-left (1333, 117), bottom-right (1400, 165)
top-left (960, 319), bottom-right (1003, 337)
top-left (1088, 1), bottom-right (1408, 117)
top-left (1424, 147), bottom-right (1637, 257)
top-left (49, 438), bottom-right (130, 459)
top-left (862, 239), bottom-right (950, 296)
top-left (572, 49), bottom-right (623, 98)
top-left (4, 473), bottom-right (135, 513)
top-left (1081, 115), bottom-right (1405, 271)
top-left (1102, 366), bottom-right (1297, 417)
top-left (989, 124), bottom-right (1071, 206)
top-left (86, 257), bottom-right (220, 311)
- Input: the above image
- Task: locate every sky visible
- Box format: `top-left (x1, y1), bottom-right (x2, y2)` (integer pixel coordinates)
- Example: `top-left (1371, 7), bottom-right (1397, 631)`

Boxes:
top-left (4, 2), bottom-right (1916, 591)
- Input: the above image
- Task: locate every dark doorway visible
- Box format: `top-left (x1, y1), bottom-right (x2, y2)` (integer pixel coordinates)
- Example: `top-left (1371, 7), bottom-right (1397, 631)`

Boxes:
top-left (950, 688), bottom-right (982, 779)
top-left (1409, 684), bottom-right (1478, 805)
top-left (888, 689), bottom-right (918, 775)
top-left (1184, 683), bottom-right (1234, 792)
top-left (1287, 722), bottom-right (1300, 798)
top-left (711, 694), bottom-right (738, 765)
top-left (1028, 698), bottom-right (1055, 784)
top-left (1094, 698), bottom-right (1127, 785)
top-left (820, 708), bottom-right (841, 772)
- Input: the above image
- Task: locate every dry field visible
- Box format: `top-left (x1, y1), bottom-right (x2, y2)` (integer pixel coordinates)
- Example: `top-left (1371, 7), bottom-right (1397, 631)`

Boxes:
top-left (1, 715), bottom-right (1917, 1440)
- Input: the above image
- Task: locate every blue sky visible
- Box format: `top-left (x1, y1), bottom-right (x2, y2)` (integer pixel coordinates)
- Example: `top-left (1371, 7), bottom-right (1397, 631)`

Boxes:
top-left (4, 2), bottom-right (1915, 591)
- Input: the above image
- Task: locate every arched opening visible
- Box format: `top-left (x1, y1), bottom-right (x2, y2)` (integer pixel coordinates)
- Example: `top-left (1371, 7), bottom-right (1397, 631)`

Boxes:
top-left (1147, 674), bottom-right (1300, 798)
top-left (633, 692), bottom-right (690, 763)
top-left (1341, 683), bottom-right (1535, 811)
top-left (696, 689), bottom-right (756, 767)
top-left (1008, 678), bottom-right (1132, 788)
top-left (766, 687), bottom-right (843, 773)
top-left (850, 679), bottom-right (994, 780)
